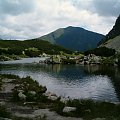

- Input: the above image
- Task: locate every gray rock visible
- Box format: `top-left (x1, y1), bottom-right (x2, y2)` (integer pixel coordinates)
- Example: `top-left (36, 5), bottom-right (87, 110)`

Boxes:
top-left (63, 107), bottom-right (76, 113)
top-left (18, 92), bottom-right (26, 100)
top-left (44, 92), bottom-right (58, 101)
top-left (48, 95), bottom-right (58, 101)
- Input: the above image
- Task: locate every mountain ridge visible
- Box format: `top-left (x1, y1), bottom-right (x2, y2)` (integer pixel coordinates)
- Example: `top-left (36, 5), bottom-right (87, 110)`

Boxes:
top-left (99, 15), bottom-right (120, 52)
top-left (38, 26), bottom-right (104, 51)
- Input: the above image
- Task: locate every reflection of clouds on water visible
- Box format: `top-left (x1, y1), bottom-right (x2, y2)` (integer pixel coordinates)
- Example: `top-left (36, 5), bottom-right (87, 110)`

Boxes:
top-left (0, 58), bottom-right (120, 102)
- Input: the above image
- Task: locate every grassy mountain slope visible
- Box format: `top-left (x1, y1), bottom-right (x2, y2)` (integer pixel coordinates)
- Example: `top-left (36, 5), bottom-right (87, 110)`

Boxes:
top-left (100, 35), bottom-right (120, 52)
top-left (39, 26), bottom-right (104, 51)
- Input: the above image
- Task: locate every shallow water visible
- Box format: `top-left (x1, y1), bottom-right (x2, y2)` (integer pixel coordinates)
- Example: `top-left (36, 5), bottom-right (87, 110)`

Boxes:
top-left (0, 57), bottom-right (120, 102)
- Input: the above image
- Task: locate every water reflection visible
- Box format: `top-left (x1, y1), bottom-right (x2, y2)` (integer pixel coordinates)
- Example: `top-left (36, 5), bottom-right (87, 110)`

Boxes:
top-left (0, 58), bottom-right (120, 102)
top-left (84, 65), bottom-right (120, 102)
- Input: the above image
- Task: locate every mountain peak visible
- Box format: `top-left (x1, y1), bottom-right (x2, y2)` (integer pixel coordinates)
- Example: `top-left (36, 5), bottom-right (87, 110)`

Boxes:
top-left (39, 26), bottom-right (104, 51)
top-left (66, 26), bottom-right (84, 30)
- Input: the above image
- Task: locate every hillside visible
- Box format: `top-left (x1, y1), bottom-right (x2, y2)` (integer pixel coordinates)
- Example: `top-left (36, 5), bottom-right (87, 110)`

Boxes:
top-left (100, 35), bottom-right (120, 52)
top-left (39, 26), bottom-right (104, 51)
top-left (0, 39), bottom-right (72, 55)
top-left (99, 15), bottom-right (120, 49)
top-left (99, 15), bottom-right (120, 44)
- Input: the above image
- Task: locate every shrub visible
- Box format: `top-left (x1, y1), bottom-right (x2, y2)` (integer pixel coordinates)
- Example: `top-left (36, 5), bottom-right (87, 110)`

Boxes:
top-left (62, 59), bottom-right (76, 64)
top-left (84, 47), bottom-right (115, 57)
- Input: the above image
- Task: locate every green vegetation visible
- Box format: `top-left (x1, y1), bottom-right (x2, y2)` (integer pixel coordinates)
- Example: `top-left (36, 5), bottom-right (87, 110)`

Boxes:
top-left (100, 57), bottom-right (115, 65)
top-left (62, 58), bottom-right (76, 64)
top-left (0, 105), bottom-right (11, 118)
top-left (0, 39), bottom-right (72, 58)
top-left (11, 76), bottom-right (47, 103)
top-left (52, 99), bottom-right (120, 120)
top-left (84, 47), bottom-right (115, 57)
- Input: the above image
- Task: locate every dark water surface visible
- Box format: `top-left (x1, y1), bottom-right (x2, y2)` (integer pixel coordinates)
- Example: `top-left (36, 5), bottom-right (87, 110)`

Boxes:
top-left (0, 58), bottom-right (120, 102)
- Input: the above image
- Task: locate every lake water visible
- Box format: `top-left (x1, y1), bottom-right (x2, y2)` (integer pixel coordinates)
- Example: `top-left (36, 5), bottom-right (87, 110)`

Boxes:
top-left (0, 57), bottom-right (120, 103)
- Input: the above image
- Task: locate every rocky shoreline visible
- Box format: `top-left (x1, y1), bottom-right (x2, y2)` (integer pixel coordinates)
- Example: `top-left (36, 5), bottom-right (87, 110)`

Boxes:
top-left (40, 54), bottom-right (119, 67)
top-left (0, 74), bottom-right (120, 120)
top-left (1, 53), bottom-right (120, 67)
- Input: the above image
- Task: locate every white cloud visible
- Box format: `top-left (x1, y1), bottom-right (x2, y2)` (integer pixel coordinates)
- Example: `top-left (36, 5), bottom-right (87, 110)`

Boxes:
top-left (0, 0), bottom-right (119, 39)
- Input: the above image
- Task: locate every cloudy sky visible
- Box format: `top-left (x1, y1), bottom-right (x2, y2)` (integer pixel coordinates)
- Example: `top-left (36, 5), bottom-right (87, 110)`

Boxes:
top-left (0, 0), bottom-right (120, 40)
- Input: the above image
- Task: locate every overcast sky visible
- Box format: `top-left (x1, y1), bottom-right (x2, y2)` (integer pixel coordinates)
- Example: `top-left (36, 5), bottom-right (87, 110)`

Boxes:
top-left (0, 0), bottom-right (120, 40)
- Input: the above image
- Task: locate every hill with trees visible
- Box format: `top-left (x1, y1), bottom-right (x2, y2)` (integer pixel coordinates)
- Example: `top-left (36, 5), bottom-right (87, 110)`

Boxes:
top-left (0, 39), bottom-right (72, 57)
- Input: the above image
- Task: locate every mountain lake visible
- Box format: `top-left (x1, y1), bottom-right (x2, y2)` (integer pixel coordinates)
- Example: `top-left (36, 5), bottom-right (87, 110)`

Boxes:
top-left (0, 57), bottom-right (120, 103)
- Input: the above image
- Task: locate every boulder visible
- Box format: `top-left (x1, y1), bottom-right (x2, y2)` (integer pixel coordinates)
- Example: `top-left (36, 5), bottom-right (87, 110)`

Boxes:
top-left (63, 107), bottom-right (76, 113)
top-left (18, 92), bottom-right (26, 100)
top-left (43, 91), bottom-right (58, 101)
top-left (48, 95), bottom-right (58, 101)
